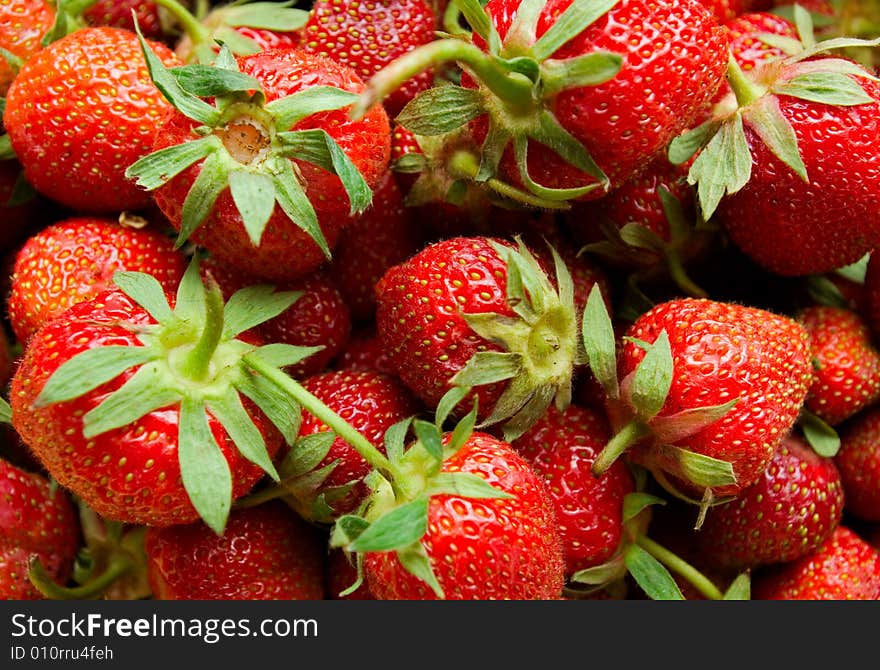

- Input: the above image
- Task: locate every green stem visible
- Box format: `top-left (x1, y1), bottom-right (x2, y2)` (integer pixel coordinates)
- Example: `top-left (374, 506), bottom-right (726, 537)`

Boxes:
top-left (664, 248), bottom-right (708, 299)
top-left (151, 0), bottom-right (211, 45)
top-left (635, 535), bottom-right (724, 601)
top-left (442, 1), bottom-right (469, 37)
top-left (350, 38), bottom-right (534, 120)
top-left (726, 55), bottom-right (766, 108)
top-left (243, 354), bottom-right (401, 482)
top-left (181, 278), bottom-right (225, 381)
top-left (29, 555), bottom-right (132, 600)
top-left (447, 150), bottom-right (571, 211)
top-left (593, 420), bottom-right (650, 476)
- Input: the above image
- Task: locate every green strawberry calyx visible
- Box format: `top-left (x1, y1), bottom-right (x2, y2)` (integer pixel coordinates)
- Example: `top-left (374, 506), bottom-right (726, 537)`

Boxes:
top-left (329, 387), bottom-right (514, 599)
top-left (125, 23), bottom-right (372, 260)
top-left (669, 4), bottom-right (880, 221)
top-left (32, 257), bottom-right (395, 536)
top-left (448, 237), bottom-right (585, 442)
top-left (582, 286), bottom-right (740, 514)
top-left (352, 0), bottom-right (623, 203)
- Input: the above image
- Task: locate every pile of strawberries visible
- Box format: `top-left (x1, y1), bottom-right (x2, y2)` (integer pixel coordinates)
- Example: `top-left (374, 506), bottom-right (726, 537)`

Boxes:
top-left (2, 0), bottom-right (880, 601)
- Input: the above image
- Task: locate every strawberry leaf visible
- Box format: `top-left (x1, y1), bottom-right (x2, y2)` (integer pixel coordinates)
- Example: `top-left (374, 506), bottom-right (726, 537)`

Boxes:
top-left (413, 420), bottom-right (443, 461)
top-left (252, 343), bottom-right (322, 369)
top-left (687, 113), bottom-right (751, 220)
top-left (207, 388), bottom-right (279, 481)
top-left (221, 2), bottom-right (308, 31)
top-left (542, 52), bottom-right (622, 96)
top-left (723, 573), bottom-right (751, 600)
top-left (178, 149), bottom-right (231, 247)
top-left (168, 65), bottom-right (261, 97)
top-left (125, 136), bottom-right (221, 191)
top-left (799, 410), bottom-right (840, 457)
top-left (396, 541), bottom-right (444, 599)
top-left (82, 362), bottom-right (181, 437)
top-left (630, 330), bottom-right (673, 421)
top-left (455, 0), bottom-right (497, 49)
top-left (622, 492), bottom-right (666, 523)
top-left (426, 473), bottom-right (514, 499)
top-left (395, 86), bottom-right (484, 136)
top-left (774, 72), bottom-right (875, 106)
top-left (582, 284), bottom-right (619, 400)
top-left (668, 118), bottom-right (722, 166)
top-left (450, 351), bottom-right (522, 386)
top-left (648, 399), bottom-right (739, 444)
top-left (383, 418), bottom-right (413, 465)
top-left (228, 170), bottom-right (276, 245)
top-left (348, 497), bottom-right (429, 552)
top-left (280, 432), bottom-right (336, 477)
top-left (178, 397), bottom-right (233, 535)
top-left (267, 86), bottom-right (359, 132)
top-left (269, 157), bottom-right (330, 258)
top-left (445, 405), bottom-right (478, 457)
top-left (624, 544), bottom-right (684, 601)
top-left (212, 28), bottom-right (261, 57)
top-left (330, 514), bottom-right (370, 547)
top-left (35, 347), bottom-right (157, 407)
top-left (112, 270), bottom-right (174, 322)
top-left (530, 0), bottom-right (620, 61)
top-left (659, 445), bottom-right (737, 488)
top-left (0, 397), bottom-right (10, 424)
top-left (435, 386), bottom-right (471, 429)
top-left (174, 257), bottom-right (207, 324)
top-left (222, 284), bottom-right (301, 337)
top-left (236, 372), bottom-right (302, 445)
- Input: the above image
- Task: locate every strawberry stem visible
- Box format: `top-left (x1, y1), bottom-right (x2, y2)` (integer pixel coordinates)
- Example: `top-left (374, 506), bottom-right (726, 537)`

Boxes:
top-left (151, 0), bottom-right (211, 47)
top-left (243, 354), bottom-right (401, 482)
top-left (593, 420), bottom-right (650, 476)
top-left (635, 535), bottom-right (724, 600)
top-left (28, 555), bottom-right (133, 600)
top-left (664, 248), bottom-right (708, 299)
top-left (181, 278), bottom-right (225, 382)
top-left (726, 55), bottom-right (766, 108)
top-left (351, 39), bottom-right (534, 119)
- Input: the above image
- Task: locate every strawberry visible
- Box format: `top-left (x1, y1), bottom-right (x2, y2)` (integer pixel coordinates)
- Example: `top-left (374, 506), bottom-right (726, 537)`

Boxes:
top-left (798, 305), bottom-right (880, 426)
top-left (7, 215), bottom-right (187, 346)
top-left (201, 256), bottom-right (352, 379)
top-left (375, 235), bottom-right (586, 440)
top-left (835, 407), bottom-right (880, 522)
top-left (332, 327), bottom-right (399, 378)
top-left (284, 368), bottom-right (422, 521)
top-left (698, 0), bottom-right (773, 22)
top-left (368, 0), bottom-right (728, 205)
top-left (84, 0), bottom-right (169, 42)
top-left (3, 26), bottom-right (181, 213)
top-left (752, 525), bottom-right (880, 599)
top-left (145, 500), bottom-right (326, 599)
top-left (510, 404), bottom-right (635, 576)
top-left (723, 12), bottom-right (798, 76)
top-left (357, 430), bottom-right (564, 600)
top-left (301, 0), bottom-right (437, 117)
top-left (671, 9), bottom-right (880, 276)
top-left (0, 456), bottom-right (80, 599)
top-left (8, 260), bottom-right (326, 533)
top-left (584, 293), bottom-right (813, 504)
top-left (329, 172), bottom-right (421, 323)
top-left (0, 0), bottom-right (54, 95)
top-left (128, 44), bottom-right (391, 283)
top-left (326, 548), bottom-right (374, 600)
top-left (693, 434), bottom-right (844, 571)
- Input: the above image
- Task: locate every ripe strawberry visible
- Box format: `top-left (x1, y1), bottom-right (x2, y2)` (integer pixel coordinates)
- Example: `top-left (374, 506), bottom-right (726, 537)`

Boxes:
top-left (3, 26), bottom-right (181, 213)
top-left (798, 305), bottom-right (880, 426)
top-left (586, 295), bottom-right (813, 501)
top-left (835, 407), bottom-right (880, 522)
top-left (301, 0), bottom-right (437, 117)
top-left (752, 525), bottom-right (880, 599)
top-left (8, 262), bottom-right (308, 533)
top-left (0, 0), bottom-right (54, 95)
top-left (145, 501), bottom-right (326, 599)
top-left (360, 430), bottom-right (564, 600)
top-left (673, 11), bottom-right (880, 276)
top-left (723, 12), bottom-right (798, 75)
top-left (332, 327), bottom-right (399, 378)
top-left (510, 404), bottom-right (635, 576)
top-left (84, 0), bottom-right (168, 42)
top-left (286, 368), bottom-right (422, 521)
top-left (0, 456), bottom-right (80, 599)
top-left (375, 235), bottom-right (586, 440)
top-left (201, 256), bottom-right (352, 379)
top-left (693, 434), bottom-right (844, 570)
top-left (329, 172), bottom-right (421, 323)
top-left (699, 0), bottom-right (772, 22)
top-left (7, 215), bottom-right (187, 346)
top-left (133, 46), bottom-right (391, 283)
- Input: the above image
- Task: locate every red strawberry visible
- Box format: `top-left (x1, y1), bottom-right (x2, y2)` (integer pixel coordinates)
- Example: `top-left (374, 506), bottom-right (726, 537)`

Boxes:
top-left (511, 404), bottom-right (635, 576)
top-left (301, 0), bottom-right (436, 117)
top-left (375, 235), bottom-right (586, 440)
top-left (723, 12), bottom-right (798, 75)
top-left (693, 434), bottom-right (844, 570)
top-left (8, 261), bottom-right (306, 533)
top-left (332, 327), bottom-right (399, 378)
top-left (698, 0), bottom-right (773, 22)
top-left (752, 525), bottom-right (880, 599)
top-left (0, 457), bottom-right (80, 599)
top-left (588, 296), bottom-right (813, 501)
top-left (0, 0), bottom-right (54, 94)
top-left (287, 368), bottom-right (422, 520)
top-left (145, 501), bottom-right (326, 599)
top-left (835, 407), bottom-right (880, 522)
top-left (674, 15), bottom-right (880, 276)
top-left (7, 215), bottom-right (187, 346)
top-left (3, 26), bottom-right (181, 213)
top-left (84, 0), bottom-right (169, 42)
top-left (137, 47), bottom-right (391, 283)
top-left (798, 305), bottom-right (880, 426)
top-left (201, 256), bottom-right (352, 380)
top-left (326, 548), bottom-right (375, 600)
top-left (361, 430), bottom-right (564, 600)
top-left (329, 172), bottom-right (421, 322)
